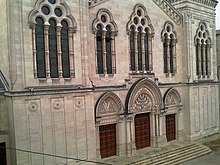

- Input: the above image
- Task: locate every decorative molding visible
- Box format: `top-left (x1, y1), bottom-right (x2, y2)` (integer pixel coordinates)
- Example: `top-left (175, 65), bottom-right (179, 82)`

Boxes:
top-left (168, 0), bottom-right (217, 8)
top-left (75, 97), bottom-right (85, 109)
top-left (152, 0), bottom-right (183, 25)
top-left (126, 78), bottom-right (162, 114)
top-left (51, 98), bottom-right (64, 111)
top-left (95, 92), bottom-right (124, 123)
top-left (163, 88), bottom-right (181, 107)
top-left (88, 0), bottom-right (110, 8)
top-left (26, 100), bottom-right (40, 112)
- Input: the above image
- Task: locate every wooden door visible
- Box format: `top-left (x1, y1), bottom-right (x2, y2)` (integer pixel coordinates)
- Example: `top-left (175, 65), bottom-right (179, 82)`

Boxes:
top-left (99, 124), bottom-right (116, 158)
top-left (166, 114), bottom-right (176, 141)
top-left (135, 113), bottom-right (151, 149)
top-left (0, 142), bottom-right (7, 165)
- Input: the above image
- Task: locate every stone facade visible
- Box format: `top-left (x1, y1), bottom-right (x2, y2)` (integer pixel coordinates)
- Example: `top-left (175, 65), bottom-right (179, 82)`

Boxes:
top-left (0, 0), bottom-right (219, 165)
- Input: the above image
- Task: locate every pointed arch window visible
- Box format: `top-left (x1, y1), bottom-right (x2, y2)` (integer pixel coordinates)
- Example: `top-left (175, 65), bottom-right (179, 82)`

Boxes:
top-left (92, 9), bottom-right (118, 75)
top-left (127, 4), bottom-right (154, 73)
top-left (194, 22), bottom-right (211, 79)
top-left (29, 0), bottom-right (77, 79)
top-left (161, 22), bottom-right (177, 76)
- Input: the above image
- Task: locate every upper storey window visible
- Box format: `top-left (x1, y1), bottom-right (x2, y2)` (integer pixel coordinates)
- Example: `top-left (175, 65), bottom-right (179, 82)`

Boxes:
top-left (194, 22), bottom-right (211, 79)
top-left (28, 0), bottom-right (77, 79)
top-left (92, 9), bottom-right (118, 75)
top-left (127, 4), bottom-right (154, 73)
top-left (161, 22), bottom-right (177, 76)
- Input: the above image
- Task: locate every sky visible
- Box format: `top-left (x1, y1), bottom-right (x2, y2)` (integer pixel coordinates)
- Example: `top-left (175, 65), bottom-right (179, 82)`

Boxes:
top-left (217, 1), bottom-right (220, 29)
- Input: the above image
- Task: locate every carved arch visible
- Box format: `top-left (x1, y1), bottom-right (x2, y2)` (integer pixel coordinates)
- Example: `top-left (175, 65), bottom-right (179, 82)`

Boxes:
top-left (126, 4), bottom-right (154, 33)
top-left (125, 78), bottom-right (162, 113)
top-left (95, 92), bottom-right (123, 121)
top-left (163, 88), bottom-right (181, 107)
top-left (28, 0), bottom-right (77, 29)
top-left (92, 8), bottom-right (118, 35)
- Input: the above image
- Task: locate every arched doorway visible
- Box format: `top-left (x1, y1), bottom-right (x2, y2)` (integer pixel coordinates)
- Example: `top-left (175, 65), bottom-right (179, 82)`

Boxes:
top-left (125, 78), bottom-right (162, 149)
top-left (163, 88), bottom-right (182, 142)
top-left (95, 92), bottom-right (123, 158)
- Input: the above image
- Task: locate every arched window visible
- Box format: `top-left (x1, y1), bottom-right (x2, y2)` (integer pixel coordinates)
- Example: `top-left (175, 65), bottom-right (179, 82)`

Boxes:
top-left (35, 17), bottom-right (46, 78)
top-left (92, 9), bottom-right (118, 75)
top-left (194, 22), bottom-right (211, 79)
top-left (29, 0), bottom-right (77, 79)
top-left (49, 19), bottom-right (58, 78)
top-left (161, 22), bottom-right (177, 76)
top-left (61, 20), bottom-right (70, 78)
top-left (127, 4), bottom-right (154, 73)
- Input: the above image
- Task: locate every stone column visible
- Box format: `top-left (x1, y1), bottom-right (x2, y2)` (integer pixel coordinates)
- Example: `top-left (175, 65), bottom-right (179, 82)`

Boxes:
top-left (148, 33), bottom-right (153, 71)
top-left (68, 28), bottom-right (75, 77)
top-left (56, 24), bottom-right (62, 78)
top-left (134, 30), bottom-right (138, 72)
top-left (111, 33), bottom-right (116, 74)
top-left (102, 30), bottom-right (107, 74)
top-left (44, 23), bottom-right (50, 78)
top-left (32, 24), bottom-right (37, 78)
top-left (141, 32), bottom-right (145, 71)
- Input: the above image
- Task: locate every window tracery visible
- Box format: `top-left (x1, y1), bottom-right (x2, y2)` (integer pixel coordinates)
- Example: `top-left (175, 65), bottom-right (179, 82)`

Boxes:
top-left (127, 4), bottom-right (154, 73)
top-left (28, 0), bottom-right (77, 79)
top-left (194, 22), bottom-right (211, 79)
top-left (161, 21), bottom-right (177, 76)
top-left (92, 9), bottom-right (118, 75)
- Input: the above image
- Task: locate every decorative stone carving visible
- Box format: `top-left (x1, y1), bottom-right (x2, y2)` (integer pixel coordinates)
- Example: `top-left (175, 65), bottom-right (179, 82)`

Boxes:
top-left (51, 98), bottom-right (63, 111)
top-left (28, 102), bottom-right (39, 112)
top-left (75, 97), bottom-right (84, 109)
top-left (163, 88), bottom-right (181, 107)
top-left (134, 93), bottom-right (153, 112)
top-left (126, 78), bottom-right (162, 113)
top-left (95, 92), bottom-right (124, 123)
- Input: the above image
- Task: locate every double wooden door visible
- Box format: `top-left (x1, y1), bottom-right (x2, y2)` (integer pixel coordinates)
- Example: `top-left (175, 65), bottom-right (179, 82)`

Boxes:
top-left (99, 124), bottom-right (116, 158)
top-left (166, 114), bottom-right (176, 141)
top-left (135, 113), bottom-right (151, 149)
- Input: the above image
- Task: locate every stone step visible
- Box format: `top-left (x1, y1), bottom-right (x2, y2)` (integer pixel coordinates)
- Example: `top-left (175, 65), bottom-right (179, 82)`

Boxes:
top-left (153, 145), bottom-right (211, 165)
top-left (131, 143), bottom-right (211, 165)
top-left (131, 143), bottom-right (198, 164)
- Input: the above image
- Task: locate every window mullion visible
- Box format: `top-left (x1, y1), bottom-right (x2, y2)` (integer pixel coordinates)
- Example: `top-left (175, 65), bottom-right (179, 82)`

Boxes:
top-left (56, 25), bottom-right (62, 78)
top-left (134, 30), bottom-right (138, 72)
top-left (32, 25), bottom-right (37, 78)
top-left (148, 33), bottom-right (153, 71)
top-left (111, 33), bottom-right (116, 74)
top-left (68, 28), bottom-right (75, 77)
top-left (44, 24), bottom-right (50, 78)
top-left (102, 30), bottom-right (107, 74)
top-left (141, 32), bottom-right (145, 72)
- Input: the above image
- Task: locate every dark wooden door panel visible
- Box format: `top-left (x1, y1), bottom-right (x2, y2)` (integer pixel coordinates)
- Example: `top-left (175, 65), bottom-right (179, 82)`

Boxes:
top-left (99, 124), bottom-right (116, 158)
top-left (166, 114), bottom-right (176, 141)
top-left (135, 113), bottom-right (151, 149)
top-left (0, 142), bottom-right (7, 165)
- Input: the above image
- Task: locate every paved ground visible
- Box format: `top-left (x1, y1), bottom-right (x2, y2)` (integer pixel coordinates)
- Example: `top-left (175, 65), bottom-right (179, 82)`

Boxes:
top-left (181, 138), bottom-right (220, 165)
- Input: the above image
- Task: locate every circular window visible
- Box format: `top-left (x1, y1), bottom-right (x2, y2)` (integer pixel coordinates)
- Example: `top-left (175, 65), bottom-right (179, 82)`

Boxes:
top-left (137, 10), bottom-right (141, 16)
top-left (48, 0), bottom-right (56, 4)
top-left (55, 8), bottom-right (62, 17)
top-left (203, 32), bottom-right (206, 38)
top-left (134, 17), bottom-right (138, 25)
top-left (200, 25), bottom-right (204, 31)
top-left (101, 15), bottom-right (106, 23)
top-left (167, 26), bottom-right (171, 32)
top-left (42, 6), bottom-right (50, 15)
top-left (198, 31), bottom-right (202, 38)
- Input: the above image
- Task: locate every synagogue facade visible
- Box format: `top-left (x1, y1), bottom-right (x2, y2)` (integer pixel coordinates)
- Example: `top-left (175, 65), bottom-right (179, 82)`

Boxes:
top-left (0, 0), bottom-right (219, 164)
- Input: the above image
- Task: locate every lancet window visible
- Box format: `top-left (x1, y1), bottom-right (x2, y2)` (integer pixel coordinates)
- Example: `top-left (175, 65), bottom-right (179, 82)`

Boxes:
top-left (194, 22), bottom-right (211, 78)
top-left (127, 4), bottom-right (154, 73)
top-left (92, 9), bottom-right (118, 75)
top-left (161, 22), bottom-right (177, 76)
top-left (29, 0), bottom-right (77, 79)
